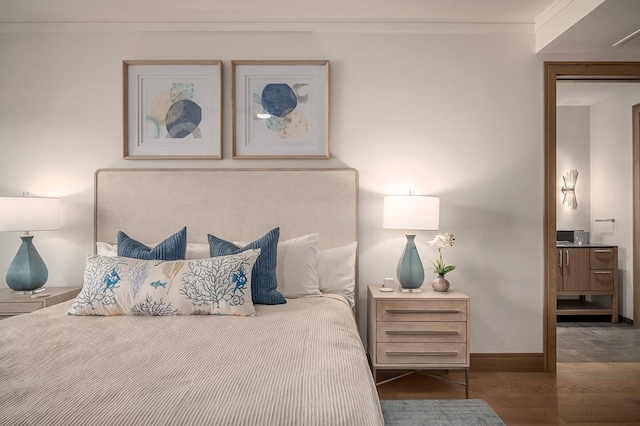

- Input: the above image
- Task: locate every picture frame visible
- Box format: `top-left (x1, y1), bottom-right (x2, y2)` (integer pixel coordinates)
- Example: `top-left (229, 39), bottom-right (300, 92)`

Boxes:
top-left (123, 60), bottom-right (222, 159)
top-left (232, 60), bottom-right (330, 159)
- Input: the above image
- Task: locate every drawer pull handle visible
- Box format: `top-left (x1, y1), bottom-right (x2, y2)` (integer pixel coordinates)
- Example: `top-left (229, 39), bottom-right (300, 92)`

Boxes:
top-left (593, 250), bottom-right (612, 253)
top-left (386, 351), bottom-right (458, 357)
top-left (386, 309), bottom-right (459, 314)
top-left (593, 271), bottom-right (612, 275)
top-left (386, 330), bottom-right (458, 336)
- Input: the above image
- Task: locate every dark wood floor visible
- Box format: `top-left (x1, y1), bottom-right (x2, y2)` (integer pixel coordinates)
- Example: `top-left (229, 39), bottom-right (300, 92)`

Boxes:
top-left (376, 363), bottom-right (640, 425)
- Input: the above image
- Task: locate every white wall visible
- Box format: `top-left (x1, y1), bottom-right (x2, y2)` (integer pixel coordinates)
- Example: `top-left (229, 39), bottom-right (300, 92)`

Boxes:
top-left (590, 87), bottom-right (640, 319)
top-left (557, 106), bottom-right (591, 231)
top-left (5, 28), bottom-right (637, 354)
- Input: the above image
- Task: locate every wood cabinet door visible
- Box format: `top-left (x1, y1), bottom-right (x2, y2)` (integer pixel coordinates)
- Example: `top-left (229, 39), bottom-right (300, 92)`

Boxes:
top-left (562, 248), bottom-right (589, 291)
top-left (557, 249), bottom-right (564, 291)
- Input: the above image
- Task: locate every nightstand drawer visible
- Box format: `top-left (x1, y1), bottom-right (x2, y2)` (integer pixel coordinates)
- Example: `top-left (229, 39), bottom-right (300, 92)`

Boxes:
top-left (377, 300), bottom-right (467, 322)
top-left (0, 302), bottom-right (41, 314)
top-left (377, 342), bottom-right (467, 364)
top-left (590, 270), bottom-right (614, 291)
top-left (377, 322), bottom-right (466, 343)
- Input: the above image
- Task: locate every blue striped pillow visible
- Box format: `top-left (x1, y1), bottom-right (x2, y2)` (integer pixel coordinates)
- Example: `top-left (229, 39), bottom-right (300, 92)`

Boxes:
top-left (117, 227), bottom-right (187, 260)
top-left (208, 227), bottom-right (286, 305)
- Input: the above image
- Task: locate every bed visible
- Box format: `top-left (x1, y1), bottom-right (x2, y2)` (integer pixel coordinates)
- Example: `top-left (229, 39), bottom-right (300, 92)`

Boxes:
top-left (0, 168), bottom-right (384, 426)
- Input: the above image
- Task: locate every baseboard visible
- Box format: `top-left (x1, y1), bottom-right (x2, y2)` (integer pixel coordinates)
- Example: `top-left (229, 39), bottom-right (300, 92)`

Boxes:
top-left (367, 352), bottom-right (546, 373)
top-left (470, 353), bottom-right (544, 372)
top-left (619, 315), bottom-right (633, 325)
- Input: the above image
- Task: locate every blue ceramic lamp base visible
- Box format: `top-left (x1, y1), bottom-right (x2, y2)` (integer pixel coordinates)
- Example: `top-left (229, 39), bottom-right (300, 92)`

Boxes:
top-left (396, 234), bottom-right (425, 289)
top-left (6, 235), bottom-right (49, 292)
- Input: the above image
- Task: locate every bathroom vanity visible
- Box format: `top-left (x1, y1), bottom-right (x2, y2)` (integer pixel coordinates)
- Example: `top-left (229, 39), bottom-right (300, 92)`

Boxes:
top-left (556, 243), bottom-right (618, 323)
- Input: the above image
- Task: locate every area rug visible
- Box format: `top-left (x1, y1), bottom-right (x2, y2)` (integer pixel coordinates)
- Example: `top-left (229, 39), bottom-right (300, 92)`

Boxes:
top-left (380, 399), bottom-right (506, 426)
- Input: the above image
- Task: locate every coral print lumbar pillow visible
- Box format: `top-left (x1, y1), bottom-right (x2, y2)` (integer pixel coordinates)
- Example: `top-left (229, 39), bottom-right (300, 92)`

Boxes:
top-left (68, 249), bottom-right (260, 317)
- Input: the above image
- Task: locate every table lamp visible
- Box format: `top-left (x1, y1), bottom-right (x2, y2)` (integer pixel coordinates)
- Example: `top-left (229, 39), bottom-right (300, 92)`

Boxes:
top-left (383, 194), bottom-right (439, 290)
top-left (0, 196), bottom-right (60, 293)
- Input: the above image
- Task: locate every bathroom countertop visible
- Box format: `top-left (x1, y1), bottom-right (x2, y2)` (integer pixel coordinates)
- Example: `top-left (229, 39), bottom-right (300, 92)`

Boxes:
top-left (555, 242), bottom-right (617, 248)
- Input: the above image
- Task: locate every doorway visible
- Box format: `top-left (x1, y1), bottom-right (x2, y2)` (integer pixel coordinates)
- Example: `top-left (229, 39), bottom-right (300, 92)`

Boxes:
top-left (543, 62), bottom-right (640, 373)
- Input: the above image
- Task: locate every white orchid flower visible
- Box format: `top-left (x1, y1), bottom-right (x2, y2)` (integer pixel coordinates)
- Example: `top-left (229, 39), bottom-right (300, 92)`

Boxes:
top-left (428, 232), bottom-right (455, 249)
top-left (429, 232), bottom-right (456, 276)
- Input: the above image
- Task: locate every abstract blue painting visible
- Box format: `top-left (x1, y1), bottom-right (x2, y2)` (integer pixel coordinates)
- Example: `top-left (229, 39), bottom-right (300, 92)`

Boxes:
top-left (124, 60), bottom-right (222, 159)
top-left (232, 60), bottom-right (329, 159)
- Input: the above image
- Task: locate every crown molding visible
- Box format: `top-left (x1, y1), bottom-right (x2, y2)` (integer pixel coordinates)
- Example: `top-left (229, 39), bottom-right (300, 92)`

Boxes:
top-left (535, 0), bottom-right (605, 52)
top-left (0, 21), bottom-right (533, 34)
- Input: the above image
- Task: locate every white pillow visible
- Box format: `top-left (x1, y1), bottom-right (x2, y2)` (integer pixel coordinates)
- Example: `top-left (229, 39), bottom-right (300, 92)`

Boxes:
top-left (96, 242), bottom-right (210, 260)
top-left (68, 250), bottom-right (260, 316)
top-left (96, 242), bottom-right (117, 257)
top-left (184, 243), bottom-right (210, 260)
top-left (234, 233), bottom-right (321, 298)
top-left (316, 241), bottom-right (357, 307)
top-left (276, 234), bottom-right (321, 298)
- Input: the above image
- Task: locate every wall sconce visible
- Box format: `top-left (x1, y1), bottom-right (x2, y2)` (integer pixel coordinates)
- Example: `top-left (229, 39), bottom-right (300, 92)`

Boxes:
top-left (561, 169), bottom-right (578, 210)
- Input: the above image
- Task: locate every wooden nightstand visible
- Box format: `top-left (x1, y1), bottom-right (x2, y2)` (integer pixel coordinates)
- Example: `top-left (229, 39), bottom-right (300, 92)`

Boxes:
top-left (368, 285), bottom-right (470, 397)
top-left (0, 287), bottom-right (81, 319)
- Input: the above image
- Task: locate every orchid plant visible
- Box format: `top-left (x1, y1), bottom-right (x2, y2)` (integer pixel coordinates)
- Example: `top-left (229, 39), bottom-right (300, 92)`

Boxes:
top-left (428, 232), bottom-right (456, 277)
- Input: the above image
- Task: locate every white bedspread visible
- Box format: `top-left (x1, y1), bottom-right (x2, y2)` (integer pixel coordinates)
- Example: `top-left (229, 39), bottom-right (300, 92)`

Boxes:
top-left (0, 295), bottom-right (383, 426)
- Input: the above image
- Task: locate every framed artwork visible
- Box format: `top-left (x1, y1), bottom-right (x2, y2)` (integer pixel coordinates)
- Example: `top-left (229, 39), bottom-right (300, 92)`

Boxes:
top-left (123, 60), bottom-right (222, 159)
top-left (232, 60), bottom-right (329, 159)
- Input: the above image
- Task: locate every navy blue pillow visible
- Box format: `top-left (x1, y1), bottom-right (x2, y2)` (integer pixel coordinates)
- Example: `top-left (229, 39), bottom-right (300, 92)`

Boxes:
top-left (117, 227), bottom-right (187, 260)
top-left (208, 227), bottom-right (286, 305)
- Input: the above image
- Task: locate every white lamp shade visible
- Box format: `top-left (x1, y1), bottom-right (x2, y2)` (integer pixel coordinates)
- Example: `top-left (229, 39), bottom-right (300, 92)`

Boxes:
top-left (0, 197), bottom-right (60, 232)
top-left (383, 195), bottom-right (440, 231)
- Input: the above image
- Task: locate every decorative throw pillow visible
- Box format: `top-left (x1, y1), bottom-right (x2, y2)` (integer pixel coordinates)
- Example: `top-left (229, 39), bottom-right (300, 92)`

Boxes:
top-left (236, 234), bottom-right (321, 298)
top-left (316, 241), bottom-right (358, 307)
top-left (98, 242), bottom-right (210, 260)
top-left (68, 249), bottom-right (261, 316)
top-left (208, 228), bottom-right (285, 305)
top-left (117, 227), bottom-right (187, 260)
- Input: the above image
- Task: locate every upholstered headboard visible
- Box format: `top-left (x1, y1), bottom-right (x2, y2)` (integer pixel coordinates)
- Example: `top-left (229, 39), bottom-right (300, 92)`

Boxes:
top-left (94, 168), bottom-right (359, 310)
top-left (95, 168), bottom-right (358, 246)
